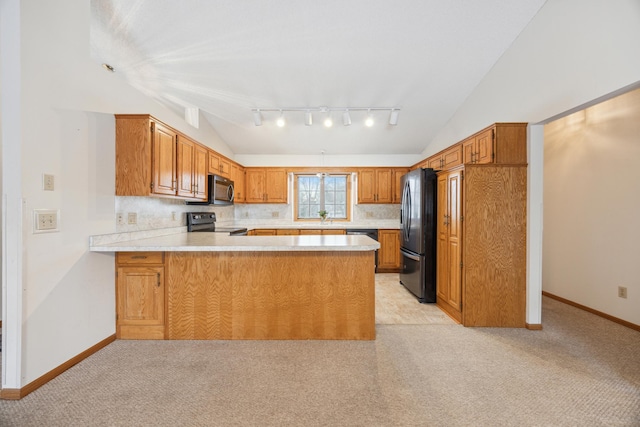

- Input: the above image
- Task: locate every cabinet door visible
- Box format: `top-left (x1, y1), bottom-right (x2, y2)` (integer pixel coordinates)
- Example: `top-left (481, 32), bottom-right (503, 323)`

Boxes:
top-left (265, 169), bottom-right (288, 203)
top-left (116, 266), bottom-right (164, 339)
top-left (230, 163), bottom-right (245, 203)
top-left (194, 144), bottom-right (208, 200)
top-left (151, 122), bottom-right (177, 196)
top-left (208, 152), bottom-right (220, 175)
top-left (277, 229), bottom-right (300, 235)
top-left (253, 229), bottom-right (277, 236)
top-left (445, 170), bottom-right (462, 312)
top-left (219, 158), bottom-right (231, 178)
top-left (375, 169), bottom-right (393, 203)
top-left (245, 169), bottom-right (267, 202)
top-left (442, 144), bottom-right (463, 169)
top-left (299, 229), bottom-right (322, 235)
top-left (176, 136), bottom-right (196, 198)
top-left (392, 168), bottom-right (408, 204)
top-left (475, 129), bottom-right (494, 164)
top-left (436, 174), bottom-right (449, 302)
top-left (462, 138), bottom-right (476, 164)
top-left (427, 156), bottom-right (442, 170)
top-left (378, 229), bottom-right (401, 272)
top-left (357, 169), bottom-right (376, 203)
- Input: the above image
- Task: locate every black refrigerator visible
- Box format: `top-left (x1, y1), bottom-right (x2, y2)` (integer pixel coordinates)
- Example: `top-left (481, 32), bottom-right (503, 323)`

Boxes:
top-left (399, 168), bottom-right (438, 303)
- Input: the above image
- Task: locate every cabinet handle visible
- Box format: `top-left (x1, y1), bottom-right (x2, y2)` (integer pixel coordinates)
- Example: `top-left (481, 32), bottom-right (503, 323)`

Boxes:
top-left (131, 255), bottom-right (147, 259)
top-left (156, 272), bottom-right (161, 287)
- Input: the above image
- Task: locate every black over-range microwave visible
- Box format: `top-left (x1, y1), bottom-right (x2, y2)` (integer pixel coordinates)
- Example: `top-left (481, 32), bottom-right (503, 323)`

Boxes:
top-left (187, 174), bottom-right (235, 205)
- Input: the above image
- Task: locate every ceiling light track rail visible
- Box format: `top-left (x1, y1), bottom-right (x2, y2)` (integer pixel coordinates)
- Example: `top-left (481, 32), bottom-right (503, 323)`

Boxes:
top-left (251, 107), bottom-right (400, 127)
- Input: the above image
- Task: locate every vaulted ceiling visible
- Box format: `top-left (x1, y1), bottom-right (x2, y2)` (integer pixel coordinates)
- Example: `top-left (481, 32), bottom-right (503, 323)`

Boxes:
top-left (90, 0), bottom-right (546, 156)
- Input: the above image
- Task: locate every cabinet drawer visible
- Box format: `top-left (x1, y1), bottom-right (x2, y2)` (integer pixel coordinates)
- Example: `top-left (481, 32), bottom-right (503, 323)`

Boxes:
top-left (116, 252), bottom-right (164, 265)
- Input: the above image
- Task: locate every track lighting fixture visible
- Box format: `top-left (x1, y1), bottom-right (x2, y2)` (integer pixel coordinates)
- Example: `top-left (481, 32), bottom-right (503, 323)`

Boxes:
top-left (323, 110), bottom-right (333, 127)
top-left (389, 109), bottom-right (399, 125)
top-left (250, 106), bottom-right (400, 127)
top-left (253, 110), bottom-right (262, 126)
top-left (365, 109), bottom-right (374, 127)
top-left (343, 109), bottom-right (352, 126)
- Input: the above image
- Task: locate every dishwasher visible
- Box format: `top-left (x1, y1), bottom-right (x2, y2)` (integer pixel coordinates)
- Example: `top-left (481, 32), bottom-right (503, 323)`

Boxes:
top-left (346, 229), bottom-right (379, 272)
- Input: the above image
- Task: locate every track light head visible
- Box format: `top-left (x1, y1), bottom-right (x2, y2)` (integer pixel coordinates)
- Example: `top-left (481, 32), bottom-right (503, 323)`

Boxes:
top-left (365, 109), bottom-right (374, 127)
top-left (305, 110), bottom-right (313, 126)
top-left (389, 109), bottom-right (399, 125)
top-left (253, 110), bottom-right (262, 126)
top-left (323, 110), bottom-right (333, 127)
top-left (276, 110), bottom-right (285, 127)
top-left (343, 110), bottom-right (352, 126)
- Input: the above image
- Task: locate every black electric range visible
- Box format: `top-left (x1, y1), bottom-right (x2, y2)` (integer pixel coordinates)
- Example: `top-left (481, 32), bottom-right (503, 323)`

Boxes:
top-left (186, 212), bottom-right (248, 235)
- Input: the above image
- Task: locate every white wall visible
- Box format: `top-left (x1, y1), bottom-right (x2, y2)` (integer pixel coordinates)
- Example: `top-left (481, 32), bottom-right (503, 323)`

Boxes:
top-left (1, 0), bottom-right (233, 388)
top-left (236, 154), bottom-right (422, 167)
top-left (543, 88), bottom-right (640, 325)
top-left (424, 0), bottom-right (640, 154)
top-left (421, 0), bottom-right (640, 325)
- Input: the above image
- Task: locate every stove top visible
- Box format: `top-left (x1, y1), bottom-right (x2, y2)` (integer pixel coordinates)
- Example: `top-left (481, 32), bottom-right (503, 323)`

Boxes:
top-left (186, 212), bottom-right (247, 235)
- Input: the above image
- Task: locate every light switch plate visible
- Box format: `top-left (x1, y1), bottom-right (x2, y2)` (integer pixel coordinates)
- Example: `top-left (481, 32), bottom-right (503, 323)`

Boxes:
top-left (34, 209), bottom-right (60, 233)
top-left (43, 174), bottom-right (55, 191)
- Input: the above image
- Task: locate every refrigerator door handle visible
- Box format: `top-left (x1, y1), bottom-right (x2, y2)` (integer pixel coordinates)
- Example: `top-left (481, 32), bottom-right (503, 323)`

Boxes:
top-left (401, 181), bottom-right (411, 241)
top-left (400, 248), bottom-right (421, 261)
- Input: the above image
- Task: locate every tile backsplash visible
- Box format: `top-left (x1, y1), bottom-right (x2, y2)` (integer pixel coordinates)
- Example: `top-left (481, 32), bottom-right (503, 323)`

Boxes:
top-left (115, 197), bottom-right (399, 231)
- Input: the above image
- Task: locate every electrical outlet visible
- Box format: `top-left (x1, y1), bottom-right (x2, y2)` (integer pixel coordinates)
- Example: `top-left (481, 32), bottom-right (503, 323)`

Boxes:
top-left (272, 211), bottom-right (280, 218)
top-left (127, 212), bottom-right (137, 225)
top-left (366, 211), bottom-right (374, 218)
top-left (618, 286), bottom-right (628, 299)
top-left (42, 174), bottom-right (55, 191)
top-left (171, 211), bottom-right (177, 221)
top-left (117, 213), bottom-right (125, 225)
top-left (34, 209), bottom-right (59, 233)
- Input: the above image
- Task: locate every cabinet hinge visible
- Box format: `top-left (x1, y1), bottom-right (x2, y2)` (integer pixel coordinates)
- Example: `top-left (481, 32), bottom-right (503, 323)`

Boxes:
top-left (150, 182), bottom-right (154, 190)
top-left (460, 262), bottom-right (463, 269)
top-left (460, 215), bottom-right (464, 222)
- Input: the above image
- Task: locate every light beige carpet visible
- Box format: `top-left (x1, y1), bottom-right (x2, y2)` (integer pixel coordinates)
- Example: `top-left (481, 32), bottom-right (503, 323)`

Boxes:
top-left (1, 282), bottom-right (639, 426)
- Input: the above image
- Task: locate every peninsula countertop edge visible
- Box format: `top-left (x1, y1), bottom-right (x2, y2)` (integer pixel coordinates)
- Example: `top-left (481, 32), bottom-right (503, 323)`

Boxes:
top-left (89, 231), bottom-right (381, 252)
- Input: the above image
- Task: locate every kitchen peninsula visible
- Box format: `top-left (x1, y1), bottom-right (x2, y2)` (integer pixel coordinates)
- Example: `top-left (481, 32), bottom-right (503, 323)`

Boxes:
top-left (91, 232), bottom-right (379, 341)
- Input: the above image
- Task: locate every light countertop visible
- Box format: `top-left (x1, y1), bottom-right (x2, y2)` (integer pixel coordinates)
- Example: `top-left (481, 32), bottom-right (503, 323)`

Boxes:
top-left (89, 232), bottom-right (380, 252)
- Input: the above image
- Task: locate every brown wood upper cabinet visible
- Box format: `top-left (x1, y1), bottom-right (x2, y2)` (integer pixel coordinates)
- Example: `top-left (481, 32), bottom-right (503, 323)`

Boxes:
top-left (116, 115), bottom-right (206, 201)
top-left (358, 168), bottom-right (393, 203)
top-left (463, 123), bottom-right (527, 165)
top-left (426, 144), bottom-right (463, 171)
top-left (230, 163), bottom-right (245, 203)
top-left (177, 136), bottom-right (208, 200)
top-left (208, 152), bottom-right (232, 178)
top-left (392, 168), bottom-right (409, 204)
top-left (245, 168), bottom-right (288, 203)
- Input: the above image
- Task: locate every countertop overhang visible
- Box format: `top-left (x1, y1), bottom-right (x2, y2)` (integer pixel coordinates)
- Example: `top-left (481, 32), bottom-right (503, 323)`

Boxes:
top-left (90, 232), bottom-right (380, 252)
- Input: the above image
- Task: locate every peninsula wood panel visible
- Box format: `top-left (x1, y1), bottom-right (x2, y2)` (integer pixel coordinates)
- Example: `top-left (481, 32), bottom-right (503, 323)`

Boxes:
top-left (462, 165), bottom-right (527, 327)
top-left (166, 251), bottom-right (375, 340)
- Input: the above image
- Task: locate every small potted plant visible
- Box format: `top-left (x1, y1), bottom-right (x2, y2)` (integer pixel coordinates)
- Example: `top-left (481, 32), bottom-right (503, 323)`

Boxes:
top-left (318, 209), bottom-right (328, 223)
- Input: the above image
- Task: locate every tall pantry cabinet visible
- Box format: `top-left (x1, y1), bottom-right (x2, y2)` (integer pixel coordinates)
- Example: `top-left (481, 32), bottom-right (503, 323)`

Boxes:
top-left (434, 123), bottom-right (528, 328)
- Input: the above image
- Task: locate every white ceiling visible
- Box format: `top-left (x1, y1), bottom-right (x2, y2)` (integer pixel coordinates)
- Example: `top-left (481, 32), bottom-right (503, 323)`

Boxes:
top-left (90, 0), bottom-right (546, 156)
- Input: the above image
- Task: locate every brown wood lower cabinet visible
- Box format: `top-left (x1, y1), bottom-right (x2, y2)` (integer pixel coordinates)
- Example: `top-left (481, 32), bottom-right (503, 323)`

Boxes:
top-left (378, 229), bottom-right (401, 273)
top-left (116, 252), bottom-right (165, 339)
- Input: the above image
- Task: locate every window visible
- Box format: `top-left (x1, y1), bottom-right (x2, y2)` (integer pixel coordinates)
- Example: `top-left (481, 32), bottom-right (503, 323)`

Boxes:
top-left (295, 174), bottom-right (350, 220)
